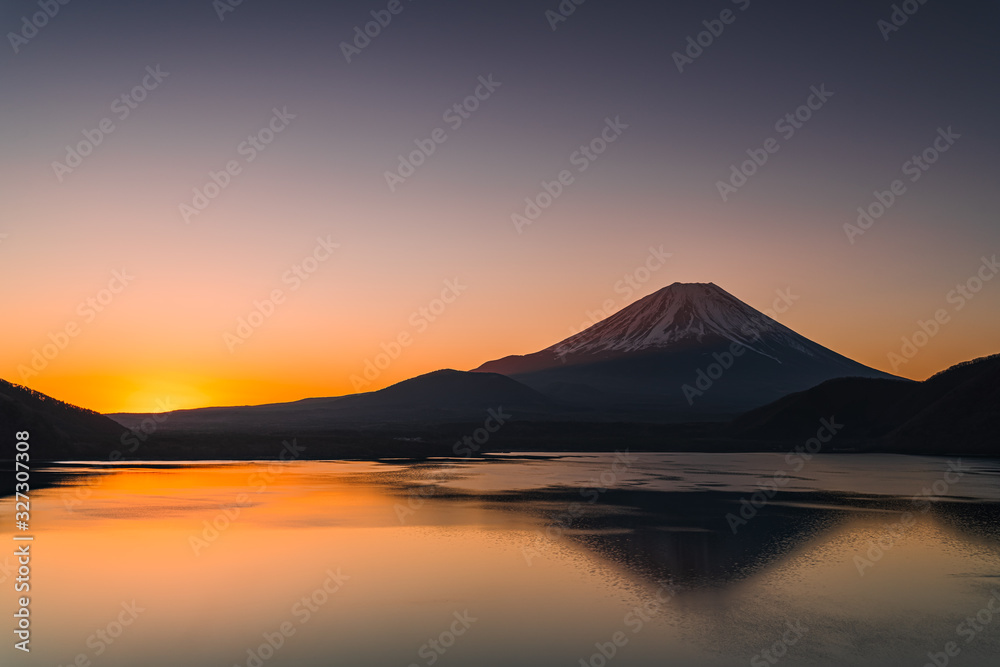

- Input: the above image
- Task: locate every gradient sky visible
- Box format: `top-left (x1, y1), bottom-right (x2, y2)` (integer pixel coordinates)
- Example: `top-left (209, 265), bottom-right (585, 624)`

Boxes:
top-left (2, 0), bottom-right (998, 412)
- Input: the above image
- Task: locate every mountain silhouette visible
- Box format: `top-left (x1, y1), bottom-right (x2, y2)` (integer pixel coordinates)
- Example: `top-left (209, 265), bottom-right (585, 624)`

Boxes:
top-left (109, 369), bottom-right (562, 434)
top-left (5, 283), bottom-right (994, 461)
top-left (729, 353), bottom-right (1000, 456)
top-left (473, 282), bottom-right (900, 419)
top-left (0, 379), bottom-right (123, 458)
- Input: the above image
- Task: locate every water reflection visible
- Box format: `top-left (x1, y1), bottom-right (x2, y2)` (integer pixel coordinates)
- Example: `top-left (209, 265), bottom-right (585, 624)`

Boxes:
top-left (1, 454), bottom-right (998, 667)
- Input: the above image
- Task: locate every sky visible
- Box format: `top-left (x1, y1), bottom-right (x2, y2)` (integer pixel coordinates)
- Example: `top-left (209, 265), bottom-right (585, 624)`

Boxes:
top-left (1, 0), bottom-right (998, 413)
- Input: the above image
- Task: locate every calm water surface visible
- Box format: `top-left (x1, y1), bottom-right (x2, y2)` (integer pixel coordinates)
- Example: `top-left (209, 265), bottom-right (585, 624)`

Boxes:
top-left (3, 453), bottom-right (1000, 667)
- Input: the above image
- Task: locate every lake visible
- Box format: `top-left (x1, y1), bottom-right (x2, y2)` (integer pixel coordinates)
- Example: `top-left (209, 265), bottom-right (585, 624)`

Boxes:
top-left (3, 453), bottom-right (1000, 667)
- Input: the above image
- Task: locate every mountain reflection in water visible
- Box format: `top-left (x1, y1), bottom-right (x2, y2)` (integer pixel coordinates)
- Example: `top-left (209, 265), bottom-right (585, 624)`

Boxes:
top-left (3, 453), bottom-right (998, 667)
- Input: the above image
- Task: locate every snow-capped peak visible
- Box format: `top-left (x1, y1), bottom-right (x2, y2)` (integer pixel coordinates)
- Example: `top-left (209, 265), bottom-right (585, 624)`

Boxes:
top-left (546, 282), bottom-right (796, 357)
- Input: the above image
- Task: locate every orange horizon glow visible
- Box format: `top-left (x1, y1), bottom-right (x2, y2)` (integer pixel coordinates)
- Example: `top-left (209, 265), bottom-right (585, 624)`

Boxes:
top-left (3, 0), bottom-right (998, 416)
top-left (5, 126), bottom-right (999, 415)
top-left (7, 271), bottom-right (998, 414)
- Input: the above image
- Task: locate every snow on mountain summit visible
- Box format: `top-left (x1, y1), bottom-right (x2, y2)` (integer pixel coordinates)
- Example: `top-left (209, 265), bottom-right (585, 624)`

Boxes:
top-left (546, 282), bottom-right (802, 358)
top-left (472, 281), bottom-right (899, 408)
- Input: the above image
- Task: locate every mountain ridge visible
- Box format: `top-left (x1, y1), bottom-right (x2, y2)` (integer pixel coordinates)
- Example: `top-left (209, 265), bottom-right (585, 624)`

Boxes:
top-left (473, 282), bottom-right (900, 417)
top-left (0, 378), bottom-right (125, 459)
top-left (10, 281), bottom-right (981, 462)
top-left (1, 355), bottom-right (995, 461)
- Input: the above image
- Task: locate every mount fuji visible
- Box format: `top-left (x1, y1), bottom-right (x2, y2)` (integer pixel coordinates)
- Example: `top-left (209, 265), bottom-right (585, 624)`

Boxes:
top-left (15, 281), bottom-right (991, 460)
top-left (473, 282), bottom-right (900, 419)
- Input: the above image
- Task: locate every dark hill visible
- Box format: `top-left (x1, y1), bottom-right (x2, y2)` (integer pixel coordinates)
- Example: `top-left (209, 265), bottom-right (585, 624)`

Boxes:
top-left (728, 354), bottom-right (1000, 457)
top-left (0, 379), bottom-right (123, 460)
top-left (109, 369), bottom-right (566, 434)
